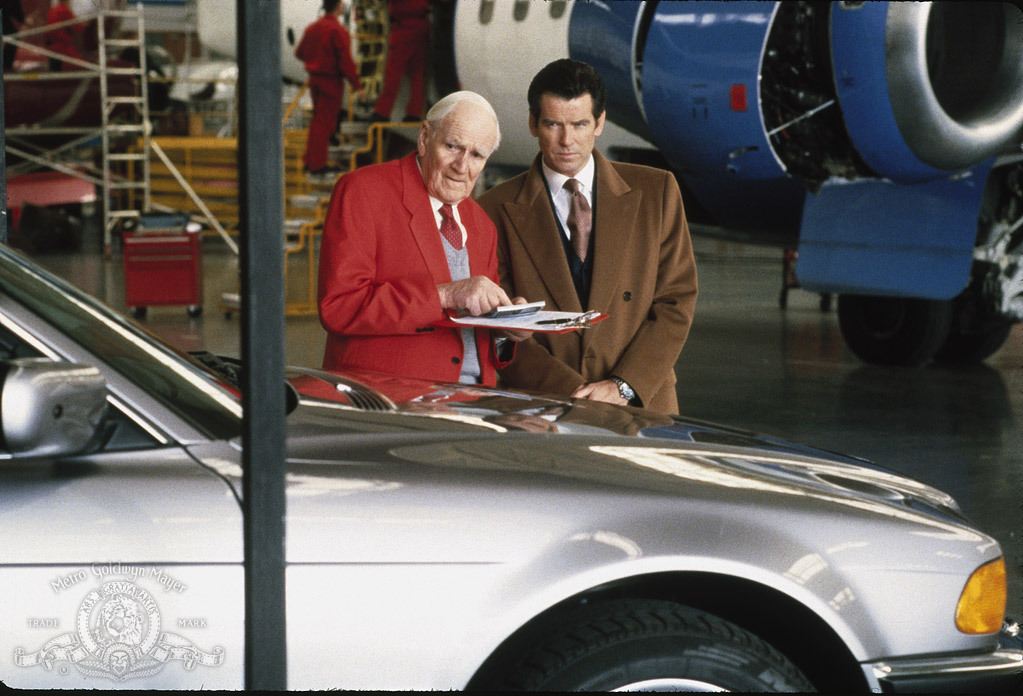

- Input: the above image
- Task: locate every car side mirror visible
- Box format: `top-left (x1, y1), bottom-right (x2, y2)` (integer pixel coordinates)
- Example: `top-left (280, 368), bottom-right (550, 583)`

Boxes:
top-left (0, 358), bottom-right (108, 458)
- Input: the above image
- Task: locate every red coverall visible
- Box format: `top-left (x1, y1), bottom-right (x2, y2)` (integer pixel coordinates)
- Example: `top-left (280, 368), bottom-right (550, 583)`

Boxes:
top-left (296, 13), bottom-right (363, 172)
top-left (45, 2), bottom-right (84, 70)
top-left (373, 0), bottom-right (431, 121)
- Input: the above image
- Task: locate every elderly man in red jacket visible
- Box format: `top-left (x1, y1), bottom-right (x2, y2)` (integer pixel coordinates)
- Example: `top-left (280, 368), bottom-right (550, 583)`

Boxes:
top-left (295, 0), bottom-right (365, 175)
top-left (318, 91), bottom-right (530, 386)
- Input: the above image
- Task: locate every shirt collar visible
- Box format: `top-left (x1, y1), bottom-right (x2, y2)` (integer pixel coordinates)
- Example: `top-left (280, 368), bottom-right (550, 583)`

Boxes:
top-left (428, 195), bottom-right (461, 222)
top-left (541, 154), bottom-right (595, 196)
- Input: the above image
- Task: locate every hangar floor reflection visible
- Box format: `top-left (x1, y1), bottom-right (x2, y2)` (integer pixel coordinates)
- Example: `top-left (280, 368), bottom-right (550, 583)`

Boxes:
top-left (31, 234), bottom-right (1022, 620)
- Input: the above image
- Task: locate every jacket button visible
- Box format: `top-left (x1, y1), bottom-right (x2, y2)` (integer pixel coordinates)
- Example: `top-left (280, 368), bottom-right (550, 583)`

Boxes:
top-left (451, 356), bottom-right (461, 365)
top-left (623, 291), bottom-right (632, 301)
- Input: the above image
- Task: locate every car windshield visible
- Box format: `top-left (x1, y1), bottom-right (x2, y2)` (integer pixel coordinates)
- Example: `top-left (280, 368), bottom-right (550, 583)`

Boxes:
top-left (0, 246), bottom-right (242, 438)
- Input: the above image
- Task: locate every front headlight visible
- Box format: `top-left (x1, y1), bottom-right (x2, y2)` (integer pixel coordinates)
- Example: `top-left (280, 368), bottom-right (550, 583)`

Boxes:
top-left (955, 557), bottom-right (1007, 634)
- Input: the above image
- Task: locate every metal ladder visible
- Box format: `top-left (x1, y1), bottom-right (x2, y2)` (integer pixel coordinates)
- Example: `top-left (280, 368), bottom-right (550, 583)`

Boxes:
top-left (98, 5), bottom-right (151, 252)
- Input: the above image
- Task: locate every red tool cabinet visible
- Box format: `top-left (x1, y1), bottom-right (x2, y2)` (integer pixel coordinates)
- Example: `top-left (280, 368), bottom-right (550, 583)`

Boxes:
top-left (122, 214), bottom-right (203, 318)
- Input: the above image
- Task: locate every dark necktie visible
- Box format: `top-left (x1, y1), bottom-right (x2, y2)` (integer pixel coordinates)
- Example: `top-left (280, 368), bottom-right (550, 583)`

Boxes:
top-left (564, 178), bottom-right (591, 262)
top-left (439, 204), bottom-right (463, 250)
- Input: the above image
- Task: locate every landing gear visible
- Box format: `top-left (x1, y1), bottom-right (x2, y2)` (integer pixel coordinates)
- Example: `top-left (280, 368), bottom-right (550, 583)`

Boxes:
top-left (837, 295), bottom-right (954, 366)
top-left (935, 320), bottom-right (1013, 362)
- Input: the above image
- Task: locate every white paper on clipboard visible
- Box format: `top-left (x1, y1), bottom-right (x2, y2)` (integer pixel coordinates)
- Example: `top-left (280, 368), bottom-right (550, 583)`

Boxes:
top-left (441, 309), bottom-right (607, 333)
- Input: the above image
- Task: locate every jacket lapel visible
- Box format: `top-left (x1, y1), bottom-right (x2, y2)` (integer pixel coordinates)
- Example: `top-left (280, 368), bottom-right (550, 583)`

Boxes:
top-left (502, 157), bottom-right (583, 313)
top-left (586, 151), bottom-right (641, 349)
top-left (401, 154), bottom-right (452, 284)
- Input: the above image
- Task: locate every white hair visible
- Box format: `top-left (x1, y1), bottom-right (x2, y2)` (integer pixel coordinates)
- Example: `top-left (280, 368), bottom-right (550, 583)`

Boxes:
top-left (425, 91), bottom-right (502, 153)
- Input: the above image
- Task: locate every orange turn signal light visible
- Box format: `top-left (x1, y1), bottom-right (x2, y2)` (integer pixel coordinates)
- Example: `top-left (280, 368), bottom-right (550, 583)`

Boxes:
top-left (955, 557), bottom-right (1006, 634)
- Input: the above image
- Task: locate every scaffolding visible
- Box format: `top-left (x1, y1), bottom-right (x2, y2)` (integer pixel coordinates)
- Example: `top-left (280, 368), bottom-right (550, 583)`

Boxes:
top-left (2, 5), bottom-right (235, 255)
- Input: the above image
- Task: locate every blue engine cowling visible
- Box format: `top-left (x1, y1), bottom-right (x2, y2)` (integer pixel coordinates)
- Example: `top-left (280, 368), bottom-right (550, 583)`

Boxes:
top-left (568, 1), bottom-right (1023, 299)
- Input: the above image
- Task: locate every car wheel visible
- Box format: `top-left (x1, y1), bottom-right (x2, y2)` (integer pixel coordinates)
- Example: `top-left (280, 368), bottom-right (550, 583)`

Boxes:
top-left (837, 294), bottom-right (953, 365)
top-left (484, 599), bottom-right (814, 692)
top-left (934, 319), bottom-right (1013, 363)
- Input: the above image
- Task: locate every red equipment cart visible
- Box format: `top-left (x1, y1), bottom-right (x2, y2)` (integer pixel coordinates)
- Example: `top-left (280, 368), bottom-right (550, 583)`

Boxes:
top-left (122, 213), bottom-right (203, 319)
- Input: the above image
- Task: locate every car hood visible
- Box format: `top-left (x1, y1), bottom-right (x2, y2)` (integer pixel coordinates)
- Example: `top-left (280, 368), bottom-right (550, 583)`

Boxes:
top-left (285, 366), bottom-right (858, 455)
top-left (274, 366), bottom-right (967, 526)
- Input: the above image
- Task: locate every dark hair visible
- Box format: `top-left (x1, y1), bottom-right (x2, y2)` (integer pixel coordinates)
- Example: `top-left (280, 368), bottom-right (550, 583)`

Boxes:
top-left (527, 59), bottom-right (607, 119)
top-left (323, 0), bottom-right (341, 12)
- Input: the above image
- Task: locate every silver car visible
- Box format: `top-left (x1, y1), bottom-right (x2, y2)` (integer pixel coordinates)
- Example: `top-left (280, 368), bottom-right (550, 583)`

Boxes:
top-left (0, 244), bottom-right (1020, 692)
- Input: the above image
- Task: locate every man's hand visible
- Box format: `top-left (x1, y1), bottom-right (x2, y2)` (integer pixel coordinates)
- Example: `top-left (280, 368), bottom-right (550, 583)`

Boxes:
top-left (437, 276), bottom-right (512, 316)
top-left (572, 379), bottom-right (627, 406)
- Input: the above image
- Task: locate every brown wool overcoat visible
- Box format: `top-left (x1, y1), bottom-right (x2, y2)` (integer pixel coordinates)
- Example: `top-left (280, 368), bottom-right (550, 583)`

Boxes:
top-left (477, 150), bottom-right (698, 414)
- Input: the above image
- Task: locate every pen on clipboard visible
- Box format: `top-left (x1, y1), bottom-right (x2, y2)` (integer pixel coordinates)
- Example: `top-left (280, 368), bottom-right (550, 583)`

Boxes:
top-left (536, 310), bottom-right (602, 326)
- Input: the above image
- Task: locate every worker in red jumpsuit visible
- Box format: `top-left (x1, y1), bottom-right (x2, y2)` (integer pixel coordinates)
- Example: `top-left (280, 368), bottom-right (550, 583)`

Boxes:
top-left (45, 0), bottom-right (84, 71)
top-left (296, 0), bottom-right (365, 175)
top-left (371, 0), bottom-right (431, 123)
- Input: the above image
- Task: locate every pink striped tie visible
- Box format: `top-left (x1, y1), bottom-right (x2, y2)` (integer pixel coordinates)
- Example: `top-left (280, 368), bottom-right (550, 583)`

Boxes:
top-left (564, 178), bottom-right (591, 261)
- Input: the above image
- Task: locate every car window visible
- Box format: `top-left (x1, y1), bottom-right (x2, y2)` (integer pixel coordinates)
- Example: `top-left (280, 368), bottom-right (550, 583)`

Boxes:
top-left (0, 248), bottom-right (242, 440)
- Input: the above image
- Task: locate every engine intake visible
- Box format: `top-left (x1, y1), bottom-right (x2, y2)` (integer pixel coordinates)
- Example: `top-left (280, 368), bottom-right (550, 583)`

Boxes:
top-left (887, 2), bottom-right (1023, 172)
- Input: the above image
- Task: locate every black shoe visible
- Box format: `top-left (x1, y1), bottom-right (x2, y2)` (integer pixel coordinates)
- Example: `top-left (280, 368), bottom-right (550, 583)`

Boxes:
top-left (369, 113), bottom-right (389, 124)
top-left (402, 114), bottom-right (421, 123)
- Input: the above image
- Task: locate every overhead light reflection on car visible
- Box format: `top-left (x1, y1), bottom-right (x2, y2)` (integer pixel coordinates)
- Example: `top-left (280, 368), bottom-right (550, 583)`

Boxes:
top-left (590, 446), bottom-right (988, 545)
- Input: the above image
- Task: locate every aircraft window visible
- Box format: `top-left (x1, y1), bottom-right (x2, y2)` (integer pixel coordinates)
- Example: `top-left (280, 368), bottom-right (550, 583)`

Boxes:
top-left (549, 1), bottom-right (567, 20)
top-left (513, 0), bottom-right (529, 22)
top-left (479, 0), bottom-right (494, 25)
top-left (286, 27), bottom-right (295, 46)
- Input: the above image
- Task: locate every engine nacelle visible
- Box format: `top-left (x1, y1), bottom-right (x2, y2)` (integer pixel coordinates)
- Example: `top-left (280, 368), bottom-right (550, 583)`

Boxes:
top-left (835, 1), bottom-right (1023, 178)
top-left (559, 0), bottom-right (1023, 307)
top-left (569, 1), bottom-right (1023, 223)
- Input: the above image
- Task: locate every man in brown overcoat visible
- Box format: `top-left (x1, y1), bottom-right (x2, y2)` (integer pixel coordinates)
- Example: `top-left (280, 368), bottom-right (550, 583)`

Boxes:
top-left (477, 59), bottom-right (697, 414)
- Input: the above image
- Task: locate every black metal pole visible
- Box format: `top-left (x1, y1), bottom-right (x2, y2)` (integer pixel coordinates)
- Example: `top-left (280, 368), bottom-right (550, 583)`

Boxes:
top-left (237, 0), bottom-right (286, 690)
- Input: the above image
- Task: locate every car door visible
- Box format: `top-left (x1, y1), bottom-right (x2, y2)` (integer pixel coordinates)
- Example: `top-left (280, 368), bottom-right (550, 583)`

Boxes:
top-left (0, 296), bottom-right (245, 689)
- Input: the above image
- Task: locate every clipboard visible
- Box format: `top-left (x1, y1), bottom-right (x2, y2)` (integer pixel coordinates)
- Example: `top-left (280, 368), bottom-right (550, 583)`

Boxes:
top-left (437, 309), bottom-right (608, 334)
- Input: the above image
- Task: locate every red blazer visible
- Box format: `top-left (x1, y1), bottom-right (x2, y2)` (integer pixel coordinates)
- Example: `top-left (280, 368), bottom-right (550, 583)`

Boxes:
top-left (295, 13), bottom-right (362, 90)
top-left (318, 153), bottom-right (507, 385)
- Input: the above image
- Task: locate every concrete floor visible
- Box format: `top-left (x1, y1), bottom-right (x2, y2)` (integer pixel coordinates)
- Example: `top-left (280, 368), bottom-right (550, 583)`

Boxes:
top-left (28, 231), bottom-right (1023, 620)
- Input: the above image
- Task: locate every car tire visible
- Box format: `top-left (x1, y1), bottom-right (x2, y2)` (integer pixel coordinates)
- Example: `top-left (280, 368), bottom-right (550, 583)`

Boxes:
top-left (837, 294), bottom-right (953, 365)
top-left (934, 320), bottom-right (1013, 363)
top-left (484, 599), bottom-right (815, 692)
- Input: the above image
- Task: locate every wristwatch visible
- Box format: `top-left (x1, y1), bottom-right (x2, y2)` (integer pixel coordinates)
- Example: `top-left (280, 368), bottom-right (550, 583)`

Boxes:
top-left (611, 376), bottom-right (636, 403)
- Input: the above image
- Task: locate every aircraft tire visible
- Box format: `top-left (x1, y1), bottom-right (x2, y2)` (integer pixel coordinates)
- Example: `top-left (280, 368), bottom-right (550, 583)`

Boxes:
top-left (934, 320), bottom-right (1014, 364)
top-left (837, 295), bottom-right (954, 366)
